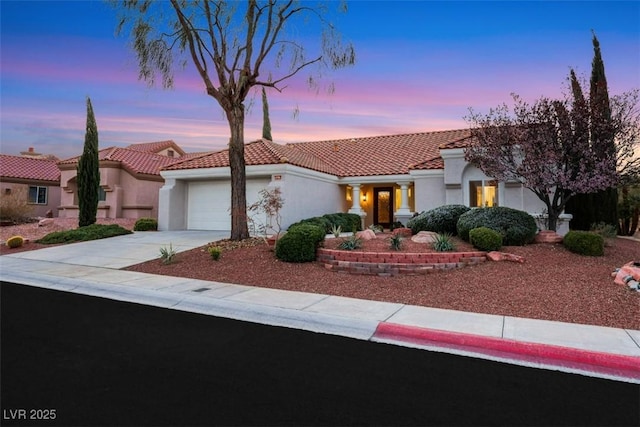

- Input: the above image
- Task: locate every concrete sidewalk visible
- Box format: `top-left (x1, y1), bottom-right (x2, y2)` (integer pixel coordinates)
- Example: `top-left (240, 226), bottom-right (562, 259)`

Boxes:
top-left (1, 231), bottom-right (639, 383)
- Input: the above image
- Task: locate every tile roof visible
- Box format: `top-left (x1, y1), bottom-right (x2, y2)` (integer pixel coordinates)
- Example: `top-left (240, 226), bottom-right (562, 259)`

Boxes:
top-left (126, 140), bottom-right (186, 156)
top-left (163, 140), bottom-right (339, 174)
top-left (163, 129), bottom-right (473, 177)
top-left (0, 154), bottom-right (60, 182)
top-left (58, 146), bottom-right (184, 176)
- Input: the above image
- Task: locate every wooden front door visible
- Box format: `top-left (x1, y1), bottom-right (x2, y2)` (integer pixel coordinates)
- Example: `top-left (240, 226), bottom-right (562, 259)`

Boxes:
top-left (373, 187), bottom-right (394, 229)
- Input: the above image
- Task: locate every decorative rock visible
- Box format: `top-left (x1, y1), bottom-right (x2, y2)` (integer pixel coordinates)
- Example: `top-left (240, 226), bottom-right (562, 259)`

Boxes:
top-left (410, 231), bottom-right (439, 244)
top-left (38, 218), bottom-right (54, 227)
top-left (392, 227), bottom-right (412, 238)
top-left (356, 229), bottom-right (376, 241)
top-left (534, 230), bottom-right (563, 243)
top-left (487, 251), bottom-right (525, 263)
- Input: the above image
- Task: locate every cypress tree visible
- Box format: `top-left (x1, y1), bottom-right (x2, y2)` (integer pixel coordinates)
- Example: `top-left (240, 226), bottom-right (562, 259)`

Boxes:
top-left (565, 33), bottom-right (617, 230)
top-left (565, 70), bottom-right (595, 230)
top-left (77, 97), bottom-right (100, 227)
top-left (261, 87), bottom-right (273, 141)
top-left (589, 32), bottom-right (617, 228)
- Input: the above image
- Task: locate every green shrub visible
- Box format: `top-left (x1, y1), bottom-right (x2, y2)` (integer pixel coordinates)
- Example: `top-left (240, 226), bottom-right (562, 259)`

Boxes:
top-left (275, 224), bottom-right (325, 262)
top-left (208, 246), bottom-right (222, 261)
top-left (563, 230), bottom-right (604, 256)
top-left (407, 205), bottom-right (470, 235)
top-left (6, 235), bottom-right (24, 249)
top-left (469, 227), bottom-right (503, 251)
top-left (134, 217), bottom-right (158, 231)
top-left (288, 213), bottom-right (361, 234)
top-left (37, 224), bottom-right (132, 244)
top-left (368, 224), bottom-right (384, 233)
top-left (432, 232), bottom-right (456, 252)
top-left (457, 207), bottom-right (537, 246)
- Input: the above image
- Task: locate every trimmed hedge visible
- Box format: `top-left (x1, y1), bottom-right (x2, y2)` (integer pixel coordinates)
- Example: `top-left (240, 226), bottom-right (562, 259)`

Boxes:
top-left (407, 205), bottom-right (470, 235)
top-left (288, 213), bottom-right (361, 234)
top-left (563, 230), bottom-right (604, 256)
top-left (457, 207), bottom-right (537, 246)
top-left (133, 217), bottom-right (158, 231)
top-left (469, 227), bottom-right (503, 251)
top-left (275, 224), bottom-right (326, 263)
top-left (37, 224), bottom-right (132, 244)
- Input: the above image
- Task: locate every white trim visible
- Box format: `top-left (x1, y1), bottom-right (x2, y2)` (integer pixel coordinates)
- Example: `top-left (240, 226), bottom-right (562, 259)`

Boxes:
top-left (161, 163), bottom-right (338, 184)
top-left (409, 169), bottom-right (445, 178)
top-left (339, 174), bottom-right (412, 184)
top-left (440, 148), bottom-right (465, 159)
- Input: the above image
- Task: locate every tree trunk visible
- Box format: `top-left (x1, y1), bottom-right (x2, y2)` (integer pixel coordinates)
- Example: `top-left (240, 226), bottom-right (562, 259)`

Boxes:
top-left (546, 205), bottom-right (560, 232)
top-left (227, 104), bottom-right (249, 241)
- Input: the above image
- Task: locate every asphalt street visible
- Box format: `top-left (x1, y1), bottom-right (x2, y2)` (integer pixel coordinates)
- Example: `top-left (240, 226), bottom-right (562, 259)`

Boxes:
top-left (2, 281), bottom-right (638, 427)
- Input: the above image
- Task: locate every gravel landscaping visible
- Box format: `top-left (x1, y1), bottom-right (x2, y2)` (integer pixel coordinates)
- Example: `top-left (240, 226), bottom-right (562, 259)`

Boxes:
top-left (1, 218), bottom-right (638, 330)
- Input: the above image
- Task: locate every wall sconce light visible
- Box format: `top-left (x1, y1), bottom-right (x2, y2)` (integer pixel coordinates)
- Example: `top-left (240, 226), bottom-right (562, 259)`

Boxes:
top-left (362, 193), bottom-right (367, 202)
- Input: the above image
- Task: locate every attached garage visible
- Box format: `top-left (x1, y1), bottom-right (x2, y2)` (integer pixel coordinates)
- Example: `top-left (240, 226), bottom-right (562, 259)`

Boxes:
top-left (186, 179), bottom-right (270, 230)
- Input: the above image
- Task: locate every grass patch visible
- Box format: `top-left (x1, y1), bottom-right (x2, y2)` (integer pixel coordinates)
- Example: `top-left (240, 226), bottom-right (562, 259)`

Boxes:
top-left (37, 224), bottom-right (132, 244)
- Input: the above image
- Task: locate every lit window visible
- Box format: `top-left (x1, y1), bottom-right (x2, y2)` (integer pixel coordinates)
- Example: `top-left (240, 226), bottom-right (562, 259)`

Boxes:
top-left (28, 186), bottom-right (48, 205)
top-left (469, 180), bottom-right (498, 207)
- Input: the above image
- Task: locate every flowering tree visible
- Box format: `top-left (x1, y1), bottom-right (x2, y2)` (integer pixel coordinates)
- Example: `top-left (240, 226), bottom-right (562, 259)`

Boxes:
top-left (465, 94), bottom-right (619, 232)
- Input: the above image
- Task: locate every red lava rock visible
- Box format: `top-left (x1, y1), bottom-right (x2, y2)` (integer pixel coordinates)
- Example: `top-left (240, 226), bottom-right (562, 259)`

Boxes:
top-left (392, 227), bottom-right (412, 238)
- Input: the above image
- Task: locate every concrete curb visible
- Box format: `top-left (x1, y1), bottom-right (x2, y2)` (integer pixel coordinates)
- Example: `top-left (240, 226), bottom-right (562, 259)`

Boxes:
top-left (372, 322), bottom-right (640, 383)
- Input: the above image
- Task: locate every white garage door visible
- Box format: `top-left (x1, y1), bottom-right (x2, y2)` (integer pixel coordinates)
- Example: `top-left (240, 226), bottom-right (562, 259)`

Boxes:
top-left (187, 180), bottom-right (269, 230)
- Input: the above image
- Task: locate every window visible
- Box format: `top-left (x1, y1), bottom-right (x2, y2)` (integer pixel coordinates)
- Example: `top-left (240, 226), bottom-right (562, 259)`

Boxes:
top-left (167, 150), bottom-right (175, 158)
top-left (28, 186), bottom-right (48, 205)
top-left (98, 187), bottom-right (107, 202)
top-left (469, 180), bottom-right (498, 207)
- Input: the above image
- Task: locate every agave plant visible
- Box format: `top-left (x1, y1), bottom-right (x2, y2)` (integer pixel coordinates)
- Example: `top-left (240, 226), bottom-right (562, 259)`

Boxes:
top-left (432, 233), bottom-right (456, 252)
top-left (388, 234), bottom-right (404, 251)
top-left (331, 224), bottom-right (342, 238)
top-left (338, 235), bottom-right (362, 250)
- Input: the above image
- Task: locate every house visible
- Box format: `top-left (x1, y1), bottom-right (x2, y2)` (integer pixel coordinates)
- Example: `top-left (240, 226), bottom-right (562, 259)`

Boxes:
top-left (158, 129), bottom-right (571, 234)
top-left (0, 153), bottom-right (61, 218)
top-left (57, 140), bottom-right (191, 219)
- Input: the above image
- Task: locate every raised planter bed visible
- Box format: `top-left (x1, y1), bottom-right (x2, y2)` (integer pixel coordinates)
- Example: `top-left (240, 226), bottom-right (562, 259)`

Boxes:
top-left (317, 248), bottom-right (487, 276)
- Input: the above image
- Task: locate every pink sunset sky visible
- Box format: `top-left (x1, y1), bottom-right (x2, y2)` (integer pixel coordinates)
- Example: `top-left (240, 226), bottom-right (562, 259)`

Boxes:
top-left (1, 1), bottom-right (638, 159)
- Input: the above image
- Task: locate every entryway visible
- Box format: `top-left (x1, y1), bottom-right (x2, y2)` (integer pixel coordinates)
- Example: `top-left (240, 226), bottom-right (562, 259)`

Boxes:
top-left (373, 187), bottom-right (394, 228)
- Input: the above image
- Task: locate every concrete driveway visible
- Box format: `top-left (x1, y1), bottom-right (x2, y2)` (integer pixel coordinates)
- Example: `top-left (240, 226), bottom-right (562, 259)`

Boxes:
top-left (4, 230), bottom-right (229, 268)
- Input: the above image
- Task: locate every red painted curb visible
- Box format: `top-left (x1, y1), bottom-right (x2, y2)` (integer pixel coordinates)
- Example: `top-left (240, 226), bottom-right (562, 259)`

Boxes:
top-left (374, 322), bottom-right (640, 381)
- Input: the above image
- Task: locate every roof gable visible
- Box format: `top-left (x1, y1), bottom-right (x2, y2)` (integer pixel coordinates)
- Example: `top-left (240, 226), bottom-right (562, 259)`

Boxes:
top-left (126, 140), bottom-right (186, 156)
top-left (0, 154), bottom-right (60, 182)
top-left (58, 146), bottom-right (185, 176)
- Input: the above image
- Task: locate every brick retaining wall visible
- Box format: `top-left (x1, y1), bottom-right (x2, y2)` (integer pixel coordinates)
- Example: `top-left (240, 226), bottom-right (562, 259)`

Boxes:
top-left (317, 248), bottom-right (487, 276)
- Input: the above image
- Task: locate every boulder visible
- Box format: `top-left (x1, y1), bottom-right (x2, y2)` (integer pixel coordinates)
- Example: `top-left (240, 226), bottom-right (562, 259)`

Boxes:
top-left (534, 230), bottom-right (563, 243)
top-left (487, 251), bottom-right (525, 263)
top-left (410, 231), bottom-right (438, 244)
top-left (392, 227), bottom-right (412, 238)
top-left (38, 218), bottom-right (54, 227)
top-left (356, 229), bottom-right (376, 241)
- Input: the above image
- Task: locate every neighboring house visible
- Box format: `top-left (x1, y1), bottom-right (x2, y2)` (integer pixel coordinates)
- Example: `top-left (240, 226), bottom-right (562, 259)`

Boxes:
top-left (0, 153), bottom-right (61, 218)
top-left (158, 129), bottom-right (571, 234)
top-left (57, 140), bottom-right (190, 220)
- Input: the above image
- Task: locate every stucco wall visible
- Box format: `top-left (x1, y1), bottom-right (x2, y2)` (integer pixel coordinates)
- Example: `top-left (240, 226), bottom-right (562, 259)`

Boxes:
top-left (0, 182), bottom-right (60, 218)
top-left (278, 171), bottom-right (341, 229)
top-left (412, 174), bottom-right (446, 213)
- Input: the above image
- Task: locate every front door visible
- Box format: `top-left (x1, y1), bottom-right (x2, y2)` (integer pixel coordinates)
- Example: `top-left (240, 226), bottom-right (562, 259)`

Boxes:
top-left (373, 187), bottom-right (394, 229)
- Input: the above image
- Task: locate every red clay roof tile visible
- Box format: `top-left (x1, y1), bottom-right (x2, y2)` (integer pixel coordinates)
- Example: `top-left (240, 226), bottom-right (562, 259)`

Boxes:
top-left (163, 129), bottom-right (473, 177)
top-left (0, 154), bottom-right (60, 182)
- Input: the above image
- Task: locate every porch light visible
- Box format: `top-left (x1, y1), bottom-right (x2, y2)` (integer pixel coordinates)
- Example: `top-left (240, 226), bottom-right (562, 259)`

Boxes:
top-left (362, 193), bottom-right (367, 202)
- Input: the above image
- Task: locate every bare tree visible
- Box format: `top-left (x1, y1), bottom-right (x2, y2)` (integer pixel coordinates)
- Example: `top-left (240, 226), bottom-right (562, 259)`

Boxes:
top-left (112, 0), bottom-right (355, 240)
